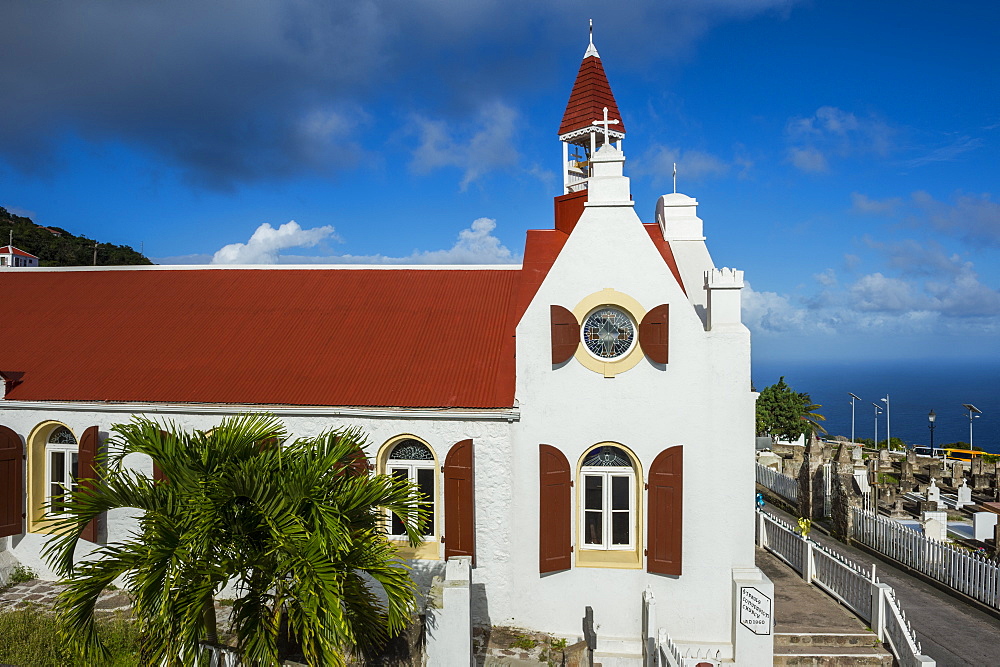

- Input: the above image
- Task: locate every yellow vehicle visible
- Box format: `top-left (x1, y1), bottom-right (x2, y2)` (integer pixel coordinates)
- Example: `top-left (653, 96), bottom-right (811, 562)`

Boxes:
top-left (944, 448), bottom-right (981, 462)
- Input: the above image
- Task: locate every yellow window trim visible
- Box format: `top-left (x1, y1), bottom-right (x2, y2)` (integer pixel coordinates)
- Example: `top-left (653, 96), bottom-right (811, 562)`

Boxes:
top-left (26, 420), bottom-right (76, 535)
top-left (574, 441), bottom-right (644, 569)
top-left (572, 288), bottom-right (648, 377)
top-left (377, 434), bottom-right (441, 560)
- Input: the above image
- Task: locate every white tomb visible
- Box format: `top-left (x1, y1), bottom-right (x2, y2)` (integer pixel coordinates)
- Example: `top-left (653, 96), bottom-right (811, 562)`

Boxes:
top-left (922, 518), bottom-right (948, 542)
top-left (973, 512), bottom-right (998, 541)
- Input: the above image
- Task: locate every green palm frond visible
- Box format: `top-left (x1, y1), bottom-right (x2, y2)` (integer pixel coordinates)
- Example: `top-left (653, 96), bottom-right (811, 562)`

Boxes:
top-left (44, 414), bottom-right (426, 665)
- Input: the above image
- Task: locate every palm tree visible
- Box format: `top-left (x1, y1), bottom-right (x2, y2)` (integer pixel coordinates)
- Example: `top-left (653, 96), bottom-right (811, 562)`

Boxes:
top-left (43, 413), bottom-right (428, 666)
top-left (799, 396), bottom-right (828, 436)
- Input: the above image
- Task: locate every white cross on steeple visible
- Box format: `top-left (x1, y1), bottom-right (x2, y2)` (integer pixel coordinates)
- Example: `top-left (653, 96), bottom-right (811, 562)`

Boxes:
top-left (591, 106), bottom-right (619, 147)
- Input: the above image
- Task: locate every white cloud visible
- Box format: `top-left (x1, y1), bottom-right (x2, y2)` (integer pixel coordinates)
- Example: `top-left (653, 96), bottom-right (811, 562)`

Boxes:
top-left (172, 216), bottom-right (518, 266)
top-left (898, 136), bottom-right (983, 169)
top-left (211, 220), bottom-right (338, 264)
top-left (785, 106), bottom-right (893, 172)
top-left (788, 146), bottom-right (827, 172)
top-left (850, 192), bottom-right (901, 215)
top-left (633, 143), bottom-right (730, 185)
top-left (409, 102), bottom-right (520, 190)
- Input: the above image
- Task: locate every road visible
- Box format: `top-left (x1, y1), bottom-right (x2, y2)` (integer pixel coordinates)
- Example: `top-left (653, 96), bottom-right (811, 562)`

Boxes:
top-left (765, 504), bottom-right (1000, 666)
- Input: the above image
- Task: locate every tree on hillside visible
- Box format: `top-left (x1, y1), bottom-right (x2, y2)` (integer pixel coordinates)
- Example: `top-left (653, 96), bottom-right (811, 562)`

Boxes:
top-left (44, 414), bottom-right (427, 666)
top-left (1, 206), bottom-right (152, 266)
top-left (756, 376), bottom-right (826, 442)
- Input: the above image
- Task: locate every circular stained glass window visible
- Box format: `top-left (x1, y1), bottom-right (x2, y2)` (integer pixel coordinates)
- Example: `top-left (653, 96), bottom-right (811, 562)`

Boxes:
top-left (582, 306), bottom-right (635, 360)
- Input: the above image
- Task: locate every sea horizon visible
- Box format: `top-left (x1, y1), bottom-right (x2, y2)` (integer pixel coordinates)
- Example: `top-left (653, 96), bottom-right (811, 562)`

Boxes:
top-left (752, 358), bottom-right (1000, 455)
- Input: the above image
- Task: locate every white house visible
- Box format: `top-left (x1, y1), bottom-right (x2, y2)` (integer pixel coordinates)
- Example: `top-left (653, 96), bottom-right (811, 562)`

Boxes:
top-left (0, 34), bottom-right (772, 665)
top-left (0, 245), bottom-right (39, 267)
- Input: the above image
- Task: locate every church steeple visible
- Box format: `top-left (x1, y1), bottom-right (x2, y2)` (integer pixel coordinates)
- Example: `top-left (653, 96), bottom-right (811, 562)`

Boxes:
top-left (559, 22), bottom-right (626, 194)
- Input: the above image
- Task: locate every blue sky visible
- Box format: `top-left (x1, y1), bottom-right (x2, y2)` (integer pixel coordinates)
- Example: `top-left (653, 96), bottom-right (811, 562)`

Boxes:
top-left (2, 1), bottom-right (998, 365)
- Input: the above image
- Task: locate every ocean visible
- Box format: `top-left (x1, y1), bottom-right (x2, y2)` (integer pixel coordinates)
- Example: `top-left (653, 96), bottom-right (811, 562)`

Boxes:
top-left (752, 359), bottom-right (1000, 455)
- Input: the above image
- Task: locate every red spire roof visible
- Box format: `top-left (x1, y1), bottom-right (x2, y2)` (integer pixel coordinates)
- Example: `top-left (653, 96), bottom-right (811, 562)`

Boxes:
top-left (558, 52), bottom-right (625, 137)
top-left (0, 245), bottom-right (38, 258)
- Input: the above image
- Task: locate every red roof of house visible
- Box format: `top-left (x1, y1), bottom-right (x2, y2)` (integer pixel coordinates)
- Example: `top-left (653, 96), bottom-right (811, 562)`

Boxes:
top-left (558, 54), bottom-right (625, 137)
top-left (0, 269), bottom-right (519, 408)
top-left (0, 246), bottom-right (38, 258)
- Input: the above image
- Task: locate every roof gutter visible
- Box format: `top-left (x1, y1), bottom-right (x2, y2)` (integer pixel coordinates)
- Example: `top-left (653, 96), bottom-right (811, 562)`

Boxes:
top-left (0, 400), bottom-right (520, 422)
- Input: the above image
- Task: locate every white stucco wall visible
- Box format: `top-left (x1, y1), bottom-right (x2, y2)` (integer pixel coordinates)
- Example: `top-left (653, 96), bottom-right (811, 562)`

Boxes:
top-left (494, 161), bottom-right (756, 655)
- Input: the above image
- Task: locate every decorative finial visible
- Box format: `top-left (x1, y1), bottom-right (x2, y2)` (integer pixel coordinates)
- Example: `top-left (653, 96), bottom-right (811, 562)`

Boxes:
top-left (592, 106), bottom-right (620, 147)
top-left (589, 18), bottom-right (593, 46)
top-left (673, 163), bottom-right (677, 194)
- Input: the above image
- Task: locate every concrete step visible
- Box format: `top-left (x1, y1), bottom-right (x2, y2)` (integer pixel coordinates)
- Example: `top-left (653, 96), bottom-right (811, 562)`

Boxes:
top-left (774, 632), bottom-right (881, 648)
top-left (774, 644), bottom-right (894, 666)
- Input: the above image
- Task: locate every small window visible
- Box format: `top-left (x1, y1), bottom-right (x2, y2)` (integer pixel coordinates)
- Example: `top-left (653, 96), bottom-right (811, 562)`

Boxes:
top-left (46, 427), bottom-right (78, 515)
top-left (386, 439), bottom-right (435, 539)
top-left (580, 446), bottom-right (635, 551)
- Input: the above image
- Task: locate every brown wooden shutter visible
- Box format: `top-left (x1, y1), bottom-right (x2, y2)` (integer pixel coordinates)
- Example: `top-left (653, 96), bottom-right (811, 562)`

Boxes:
top-left (648, 445), bottom-right (683, 575)
top-left (539, 444), bottom-right (572, 573)
top-left (78, 425), bottom-right (100, 543)
top-left (550, 305), bottom-right (580, 364)
top-left (639, 304), bottom-right (669, 364)
top-left (443, 439), bottom-right (475, 562)
top-left (346, 443), bottom-right (371, 477)
top-left (0, 425), bottom-right (23, 538)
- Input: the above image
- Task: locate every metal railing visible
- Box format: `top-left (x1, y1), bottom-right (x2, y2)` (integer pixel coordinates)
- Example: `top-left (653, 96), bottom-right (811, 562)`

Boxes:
top-left (756, 462), bottom-right (798, 503)
top-left (852, 507), bottom-right (1000, 609)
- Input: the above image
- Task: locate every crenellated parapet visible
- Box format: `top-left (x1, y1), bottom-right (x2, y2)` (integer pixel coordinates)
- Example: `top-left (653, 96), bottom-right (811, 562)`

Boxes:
top-left (704, 267), bottom-right (745, 330)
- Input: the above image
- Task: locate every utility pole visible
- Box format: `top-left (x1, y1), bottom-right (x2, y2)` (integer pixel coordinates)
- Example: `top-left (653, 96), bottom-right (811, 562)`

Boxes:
top-left (93, 241), bottom-right (98, 266)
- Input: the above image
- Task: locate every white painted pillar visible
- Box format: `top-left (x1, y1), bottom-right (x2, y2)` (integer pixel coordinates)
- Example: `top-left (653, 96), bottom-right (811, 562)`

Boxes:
top-left (562, 141), bottom-right (569, 194)
top-left (732, 567), bottom-right (775, 666)
top-left (424, 556), bottom-right (473, 665)
top-left (870, 582), bottom-right (891, 641)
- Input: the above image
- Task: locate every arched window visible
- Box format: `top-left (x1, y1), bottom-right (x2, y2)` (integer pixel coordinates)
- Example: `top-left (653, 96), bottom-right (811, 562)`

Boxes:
top-left (580, 445), bottom-right (636, 551)
top-left (386, 439), bottom-right (435, 538)
top-left (46, 426), bottom-right (78, 515)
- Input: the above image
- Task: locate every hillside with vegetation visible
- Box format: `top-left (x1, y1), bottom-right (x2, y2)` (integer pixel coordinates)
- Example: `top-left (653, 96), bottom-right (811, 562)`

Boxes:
top-left (1, 206), bottom-right (152, 266)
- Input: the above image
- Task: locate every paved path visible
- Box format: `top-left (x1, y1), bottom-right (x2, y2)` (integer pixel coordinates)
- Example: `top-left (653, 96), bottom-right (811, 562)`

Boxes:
top-left (767, 504), bottom-right (1000, 666)
top-left (0, 579), bottom-right (131, 614)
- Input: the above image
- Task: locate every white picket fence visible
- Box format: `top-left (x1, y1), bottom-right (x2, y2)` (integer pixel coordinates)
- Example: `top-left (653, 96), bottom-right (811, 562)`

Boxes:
top-left (756, 462), bottom-right (798, 503)
top-left (757, 509), bottom-right (934, 666)
top-left (852, 507), bottom-right (1000, 609)
top-left (200, 642), bottom-right (241, 666)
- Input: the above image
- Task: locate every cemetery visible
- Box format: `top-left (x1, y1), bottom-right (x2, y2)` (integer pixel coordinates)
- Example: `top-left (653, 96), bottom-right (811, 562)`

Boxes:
top-left (757, 437), bottom-right (1000, 616)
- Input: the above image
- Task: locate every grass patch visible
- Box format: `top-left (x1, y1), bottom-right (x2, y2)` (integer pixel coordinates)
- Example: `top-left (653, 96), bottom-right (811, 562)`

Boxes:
top-left (9, 564), bottom-right (37, 585)
top-left (0, 606), bottom-right (142, 667)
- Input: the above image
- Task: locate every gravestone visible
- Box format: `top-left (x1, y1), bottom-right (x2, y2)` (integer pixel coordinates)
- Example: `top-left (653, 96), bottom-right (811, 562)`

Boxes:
top-left (927, 479), bottom-right (941, 504)
top-left (972, 457), bottom-right (984, 477)
top-left (928, 461), bottom-right (942, 480)
top-left (900, 459), bottom-right (914, 483)
top-left (906, 450), bottom-right (917, 465)
top-left (956, 481), bottom-right (973, 509)
top-left (918, 500), bottom-right (938, 513)
top-left (974, 512), bottom-right (998, 541)
top-left (923, 517), bottom-right (947, 542)
top-left (950, 462), bottom-right (965, 489)
top-left (890, 498), bottom-right (908, 518)
top-left (851, 446), bottom-right (863, 463)
top-left (973, 474), bottom-right (991, 491)
top-left (994, 523), bottom-right (1000, 557)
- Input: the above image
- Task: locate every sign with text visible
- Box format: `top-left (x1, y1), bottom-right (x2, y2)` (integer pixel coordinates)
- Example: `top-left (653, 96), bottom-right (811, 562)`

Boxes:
top-left (739, 586), bottom-right (771, 635)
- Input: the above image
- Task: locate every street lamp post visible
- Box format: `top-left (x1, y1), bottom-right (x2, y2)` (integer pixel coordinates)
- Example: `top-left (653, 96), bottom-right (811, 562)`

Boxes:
top-left (928, 409), bottom-right (936, 455)
top-left (963, 404), bottom-right (982, 449)
top-left (849, 393), bottom-right (861, 444)
top-left (881, 394), bottom-right (891, 449)
top-left (873, 403), bottom-right (883, 448)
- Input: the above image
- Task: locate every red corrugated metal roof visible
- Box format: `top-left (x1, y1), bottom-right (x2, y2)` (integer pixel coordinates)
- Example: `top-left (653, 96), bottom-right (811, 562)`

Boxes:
top-left (558, 55), bottom-right (626, 137)
top-left (643, 224), bottom-right (686, 296)
top-left (0, 269), bottom-right (519, 408)
top-left (0, 246), bottom-right (37, 258)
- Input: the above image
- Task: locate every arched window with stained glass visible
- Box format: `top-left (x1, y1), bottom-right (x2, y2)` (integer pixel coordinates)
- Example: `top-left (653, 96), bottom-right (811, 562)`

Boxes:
top-left (386, 438), bottom-right (436, 538)
top-left (46, 426), bottom-right (78, 515)
top-left (580, 445), bottom-right (636, 552)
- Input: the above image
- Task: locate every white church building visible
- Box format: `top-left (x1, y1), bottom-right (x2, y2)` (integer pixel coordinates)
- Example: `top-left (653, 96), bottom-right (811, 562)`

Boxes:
top-left (0, 35), bottom-right (772, 665)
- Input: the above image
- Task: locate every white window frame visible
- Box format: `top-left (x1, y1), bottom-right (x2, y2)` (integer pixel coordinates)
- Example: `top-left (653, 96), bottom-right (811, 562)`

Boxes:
top-left (580, 466), bottom-right (636, 551)
top-left (45, 434), bottom-right (78, 517)
top-left (386, 448), bottom-right (437, 541)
